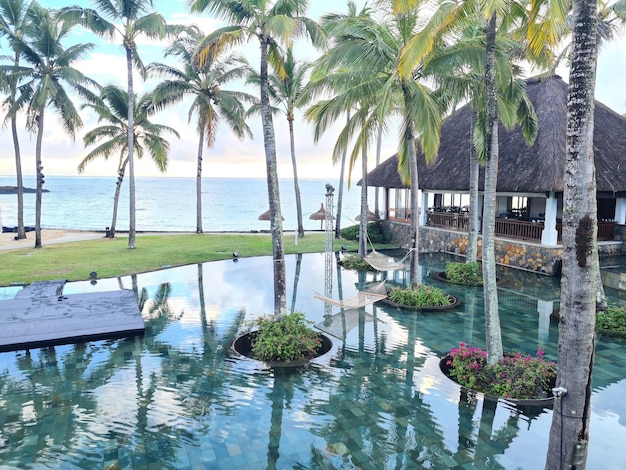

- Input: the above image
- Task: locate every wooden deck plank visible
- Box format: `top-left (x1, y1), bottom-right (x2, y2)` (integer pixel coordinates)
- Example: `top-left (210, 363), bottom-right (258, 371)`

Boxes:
top-left (0, 288), bottom-right (144, 352)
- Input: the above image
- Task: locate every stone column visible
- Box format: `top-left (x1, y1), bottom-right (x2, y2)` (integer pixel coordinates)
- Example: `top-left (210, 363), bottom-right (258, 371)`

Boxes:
top-left (419, 191), bottom-right (428, 226)
top-left (537, 299), bottom-right (553, 344)
top-left (541, 191), bottom-right (559, 245)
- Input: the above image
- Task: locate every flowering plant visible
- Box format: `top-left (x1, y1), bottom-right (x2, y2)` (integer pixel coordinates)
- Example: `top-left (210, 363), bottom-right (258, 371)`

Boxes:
top-left (250, 312), bottom-right (322, 363)
top-left (445, 343), bottom-right (557, 399)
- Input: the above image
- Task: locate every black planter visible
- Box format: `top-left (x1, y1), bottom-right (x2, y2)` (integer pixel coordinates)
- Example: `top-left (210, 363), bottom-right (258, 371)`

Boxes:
top-left (439, 355), bottom-right (555, 415)
top-left (231, 331), bottom-right (333, 368)
top-left (433, 271), bottom-right (502, 286)
top-left (382, 294), bottom-right (461, 312)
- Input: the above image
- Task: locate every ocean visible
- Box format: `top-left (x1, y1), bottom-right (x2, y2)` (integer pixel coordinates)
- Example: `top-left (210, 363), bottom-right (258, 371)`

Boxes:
top-left (0, 176), bottom-right (365, 233)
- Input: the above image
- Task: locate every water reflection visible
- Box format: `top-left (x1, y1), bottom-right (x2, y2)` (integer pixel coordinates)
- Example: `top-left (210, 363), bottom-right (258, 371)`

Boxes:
top-left (0, 252), bottom-right (624, 468)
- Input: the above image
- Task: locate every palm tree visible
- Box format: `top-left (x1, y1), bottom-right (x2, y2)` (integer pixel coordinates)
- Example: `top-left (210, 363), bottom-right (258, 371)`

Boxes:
top-left (148, 26), bottom-right (254, 234)
top-left (0, 0), bottom-right (33, 240)
top-left (3, 5), bottom-right (99, 248)
top-left (60, 0), bottom-right (168, 249)
top-left (261, 47), bottom-right (310, 238)
top-left (305, 2), bottom-right (443, 283)
top-left (190, 0), bottom-right (326, 315)
top-left (78, 85), bottom-right (179, 238)
top-left (545, 0), bottom-right (599, 466)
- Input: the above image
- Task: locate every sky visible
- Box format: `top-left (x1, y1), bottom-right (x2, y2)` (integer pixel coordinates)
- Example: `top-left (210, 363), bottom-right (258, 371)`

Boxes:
top-left (0, 0), bottom-right (625, 181)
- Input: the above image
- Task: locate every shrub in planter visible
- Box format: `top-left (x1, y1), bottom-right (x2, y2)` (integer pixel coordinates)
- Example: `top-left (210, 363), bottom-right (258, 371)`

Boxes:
top-left (388, 284), bottom-right (451, 308)
top-left (339, 253), bottom-right (376, 271)
top-left (250, 312), bottom-right (323, 363)
top-left (444, 343), bottom-right (557, 399)
top-left (340, 222), bottom-right (391, 244)
top-left (596, 304), bottom-right (626, 333)
top-left (445, 262), bottom-right (482, 285)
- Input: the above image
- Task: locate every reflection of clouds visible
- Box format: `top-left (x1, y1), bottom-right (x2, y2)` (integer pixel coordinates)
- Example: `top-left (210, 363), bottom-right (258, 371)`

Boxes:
top-left (592, 379), bottom-right (626, 426)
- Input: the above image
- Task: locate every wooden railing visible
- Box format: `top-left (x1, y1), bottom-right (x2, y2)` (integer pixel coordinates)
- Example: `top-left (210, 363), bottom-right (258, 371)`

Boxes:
top-left (388, 208), bottom-right (412, 223)
top-left (422, 215), bottom-right (616, 243)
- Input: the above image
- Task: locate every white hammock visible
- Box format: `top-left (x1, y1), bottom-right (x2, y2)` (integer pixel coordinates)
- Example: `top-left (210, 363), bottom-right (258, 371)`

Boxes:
top-left (315, 309), bottom-right (374, 339)
top-left (313, 281), bottom-right (387, 309)
top-left (363, 250), bottom-right (410, 272)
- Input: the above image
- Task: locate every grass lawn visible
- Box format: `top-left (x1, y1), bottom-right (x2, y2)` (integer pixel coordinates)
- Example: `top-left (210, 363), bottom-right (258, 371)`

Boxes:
top-left (0, 233), bottom-right (371, 286)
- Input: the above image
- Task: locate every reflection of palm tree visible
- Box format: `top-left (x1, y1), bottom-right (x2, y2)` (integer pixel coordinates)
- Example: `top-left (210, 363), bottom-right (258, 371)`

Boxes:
top-left (290, 253), bottom-right (303, 313)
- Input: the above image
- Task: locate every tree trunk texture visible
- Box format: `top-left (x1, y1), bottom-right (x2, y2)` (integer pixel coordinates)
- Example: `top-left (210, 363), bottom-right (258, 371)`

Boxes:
top-left (197, 119), bottom-right (206, 234)
top-left (288, 116), bottom-right (304, 237)
top-left (260, 34), bottom-right (286, 315)
top-left (466, 116), bottom-right (479, 263)
top-left (11, 53), bottom-right (25, 240)
top-left (110, 158), bottom-right (129, 238)
top-left (358, 146), bottom-right (368, 257)
top-left (335, 112), bottom-right (350, 239)
top-left (375, 123), bottom-right (383, 218)
top-left (126, 46), bottom-right (136, 249)
top-left (545, 0), bottom-right (598, 468)
top-left (481, 13), bottom-right (503, 365)
top-left (34, 108), bottom-right (44, 249)
top-left (405, 114), bottom-right (420, 288)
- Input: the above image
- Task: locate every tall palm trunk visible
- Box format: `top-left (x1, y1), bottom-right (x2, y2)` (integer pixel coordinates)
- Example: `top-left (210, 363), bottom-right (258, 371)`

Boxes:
top-left (358, 146), bottom-right (368, 257)
top-left (260, 34), bottom-right (286, 315)
top-left (545, 0), bottom-right (598, 467)
top-left (110, 158), bottom-right (129, 238)
top-left (11, 53), bottom-right (25, 240)
top-left (481, 13), bottom-right (503, 365)
top-left (335, 112), bottom-right (350, 239)
top-left (126, 45), bottom-right (136, 249)
top-left (34, 107), bottom-right (45, 249)
top-left (288, 115), bottom-right (304, 237)
top-left (406, 122), bottom-right (420, 288)
top-left (196, 117), bottom-right (206, 234)
top-left (466, 117), bottom-right (479, 263)
top-left (375, 123), bottom-right (383, 218)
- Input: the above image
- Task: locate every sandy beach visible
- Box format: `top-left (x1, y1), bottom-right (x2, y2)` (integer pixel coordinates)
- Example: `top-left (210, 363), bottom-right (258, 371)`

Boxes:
top-left (0, 229), bottom-right (103, 251)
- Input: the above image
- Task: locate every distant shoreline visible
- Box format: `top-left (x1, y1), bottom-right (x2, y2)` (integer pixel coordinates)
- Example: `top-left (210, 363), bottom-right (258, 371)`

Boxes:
top-left (0, 186), bottom-right (48, 194)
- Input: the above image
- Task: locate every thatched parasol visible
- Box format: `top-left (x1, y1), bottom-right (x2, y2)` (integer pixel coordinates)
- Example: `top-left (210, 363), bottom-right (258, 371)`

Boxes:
top-left (356, 206), bottom-right (377, 222)
top-left (309, 203), bottom-right (334, 230)
top-left (258, 210), bottom-right (284, 221)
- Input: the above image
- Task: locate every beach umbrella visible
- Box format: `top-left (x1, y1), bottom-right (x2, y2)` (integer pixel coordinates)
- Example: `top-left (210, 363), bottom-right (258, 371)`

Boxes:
top-left (258, 210), bottom-right (284, 221)
top-left (309, 203), bottom-right (334, 230)
top-left (355, 205), bottom-right (377, 222)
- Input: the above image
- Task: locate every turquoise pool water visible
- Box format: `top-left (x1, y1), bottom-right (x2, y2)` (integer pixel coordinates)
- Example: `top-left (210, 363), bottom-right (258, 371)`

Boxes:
top-left (0, 252), bottom-right (624, 469)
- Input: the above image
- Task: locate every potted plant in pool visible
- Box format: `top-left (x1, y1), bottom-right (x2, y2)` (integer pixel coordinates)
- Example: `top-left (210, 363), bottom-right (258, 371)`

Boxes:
top-left (384, 284), bottom-right (460, 311)
top-left (232, 311), bottom-right (332, 366)
top-left (434, 261), bottom-right (484, 286)
top-left (596, 304), bottom-right (626, 337)
top-left (338, 253), bottom-right (377, 272)
top-left (440, 343), bottom-right (557, 402)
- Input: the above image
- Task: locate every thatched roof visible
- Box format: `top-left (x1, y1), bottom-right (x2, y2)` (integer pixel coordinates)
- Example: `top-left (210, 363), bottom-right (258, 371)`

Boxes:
top-left (365, 75), bottom-right (626, 194)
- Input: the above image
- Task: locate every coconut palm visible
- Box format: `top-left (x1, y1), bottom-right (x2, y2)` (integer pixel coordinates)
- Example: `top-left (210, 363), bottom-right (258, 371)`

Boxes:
top-left (59, 0), bottom-right (168, 249)
top-left (251, 47), bottom-right (310, 237)
top-left (2, 5), bottom-right (99, 248)
top-left (148, 26), bottom-right (254, 234)
top-left (545, 0), bottom-right (599, 467)
top-left (190, 0), bottom-right (326, 315)
top-left (304, 2), bottom-right (443, 282)
top-left (78, 85), bottom-right (179, 238)
top-left (0, 0), bottom-right (34, 240)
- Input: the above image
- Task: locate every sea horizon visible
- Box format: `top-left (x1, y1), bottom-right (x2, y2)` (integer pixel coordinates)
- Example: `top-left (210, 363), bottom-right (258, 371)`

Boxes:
top-left (0, 175), bottom-right (367, 233)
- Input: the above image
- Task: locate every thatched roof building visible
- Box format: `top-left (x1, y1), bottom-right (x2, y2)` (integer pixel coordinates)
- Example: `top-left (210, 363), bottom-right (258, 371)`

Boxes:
top-left (366, 75), bottom-right (626, 195)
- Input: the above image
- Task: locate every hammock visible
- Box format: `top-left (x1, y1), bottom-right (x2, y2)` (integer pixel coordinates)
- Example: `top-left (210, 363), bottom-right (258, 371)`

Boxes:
top-left (315, 309), bottom-right (374, 339)
top-left (363, 249), bottom-right (411, 272)
top-left (313, 281), bottom-right (387, 310)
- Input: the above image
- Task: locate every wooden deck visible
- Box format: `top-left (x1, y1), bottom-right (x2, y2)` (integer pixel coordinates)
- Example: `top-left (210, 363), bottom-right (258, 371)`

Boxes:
top-left (0, 280), bottom-right (145, 352)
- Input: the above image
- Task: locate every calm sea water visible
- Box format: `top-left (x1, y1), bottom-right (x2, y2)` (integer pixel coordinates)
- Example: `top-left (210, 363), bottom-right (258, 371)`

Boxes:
top-left (0, 176), bottom-right (364, 232)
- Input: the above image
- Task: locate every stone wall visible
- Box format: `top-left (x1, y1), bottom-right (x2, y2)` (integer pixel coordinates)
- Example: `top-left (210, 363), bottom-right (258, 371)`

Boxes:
top-left (382, 221), bottom-right (624, 276)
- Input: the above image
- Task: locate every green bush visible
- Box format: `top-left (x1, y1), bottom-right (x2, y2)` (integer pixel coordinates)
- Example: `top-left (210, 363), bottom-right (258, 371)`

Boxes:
top-left (596, 305), bottom-right (626, 332)
top-left (250, 312), bottom-right (322, 363)
top-left (340, 222), bottom-right (391, 244)
top-left (388, 284), bottom-right (451, 307)
top-left (339, 253), bottom-right (376, 271)
top-left (445, 262), bottom-right (483, 285)
top-left (445, 343), bottom-right (557, 400)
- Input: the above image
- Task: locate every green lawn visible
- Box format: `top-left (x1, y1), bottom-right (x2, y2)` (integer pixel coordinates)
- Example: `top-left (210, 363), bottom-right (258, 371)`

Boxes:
top-left (0, 233), bottom-right (368, 286)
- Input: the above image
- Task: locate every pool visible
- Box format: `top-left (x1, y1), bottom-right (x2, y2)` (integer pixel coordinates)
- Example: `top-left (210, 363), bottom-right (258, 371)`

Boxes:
top-left (0, 252), bottom-right (624, 469)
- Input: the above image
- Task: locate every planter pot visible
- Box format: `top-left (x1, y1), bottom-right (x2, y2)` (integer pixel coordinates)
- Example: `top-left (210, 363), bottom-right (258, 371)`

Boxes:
top-left (439, 355), bottom-right (554, 414)
top-left (231, 331), bottom-right (334, 368)
top-left (382, 294), bottom-right (461, 312)
top-left (597, 328), bottom-right (626, 338)
top-left (432, 271), bottom-right (502, 286)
